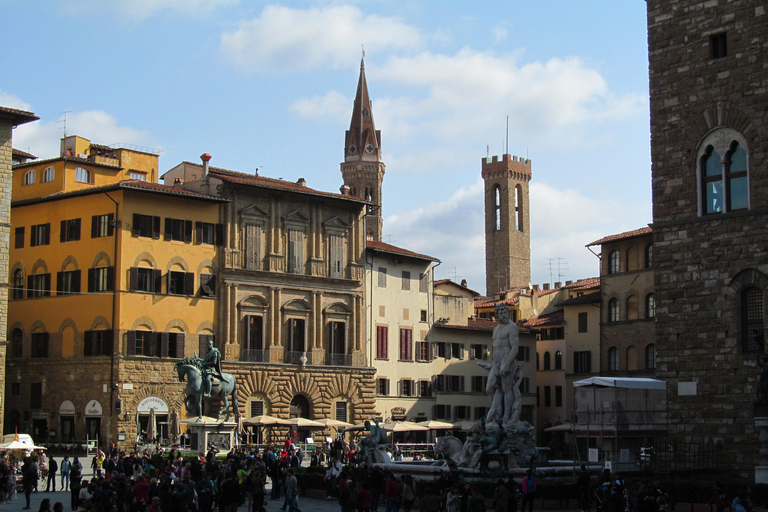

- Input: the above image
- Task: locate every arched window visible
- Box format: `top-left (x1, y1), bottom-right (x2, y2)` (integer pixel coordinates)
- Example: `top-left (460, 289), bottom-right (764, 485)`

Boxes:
top-left (626, 345), bottom-right (639, 371)
top-left (645, 244), bottom-right (653, 269)
top-left (42, 166), bottom-right (55, 183)
top-left (645, 344), bottom-right (656, 370)
top-left (543, 351), bottom-right (551, 370)
top-left (608, 347), bottom-right (618, 371)
top-left (494, 185), bottom-right (501, 231)
top-left (24, 170), bottom-right (35, 185)
top-left (646, 293), bottom-right (655, 318)
top-left (12, 268), bottom-right (24, 299)
top-left (741, 286), bottom-right (764, 353)
top-left (608, 298), bottom-right (620, 322)
top-left (75, 167), bottom-right (91, 183)
top-left (555, 350), bottom-right (562, 370)
top-left (608, 251), bottom-right (620, 274)
top-left (515, 185), bottom-right (523, 232)
top-left (626, 295), bottom-right (639, 320)
top-left (10, 328), bottom-right (22, 358)
top-left (699, 130), bottom-right (749, 215)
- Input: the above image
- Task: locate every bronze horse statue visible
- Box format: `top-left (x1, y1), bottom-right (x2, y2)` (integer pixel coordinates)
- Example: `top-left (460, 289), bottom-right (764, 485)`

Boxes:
top-left (174, 357), bottom-right (239, 422)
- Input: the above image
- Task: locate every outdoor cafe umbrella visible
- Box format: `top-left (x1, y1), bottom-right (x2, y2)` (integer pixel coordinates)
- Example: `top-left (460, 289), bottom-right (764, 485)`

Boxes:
top-left (315, 418), bottom-right (353, 429)
top-left (242, 415), bottom-right (291, 427)
top-left (379, 421), bottom-right (429, 432)
top-left (415, 420), bottom-right (455, 430)
top-left (288, 417), bottom-right (325, 429)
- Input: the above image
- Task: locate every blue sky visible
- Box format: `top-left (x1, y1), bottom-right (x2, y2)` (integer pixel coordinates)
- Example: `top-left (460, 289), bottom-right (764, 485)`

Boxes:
top-left (2, 0), bottom-right (651, 294)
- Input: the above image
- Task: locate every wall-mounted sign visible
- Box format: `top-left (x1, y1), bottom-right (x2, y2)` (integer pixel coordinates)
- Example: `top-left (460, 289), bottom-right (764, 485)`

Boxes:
top-left (391, 407), bottom-right (406, 420)
top-left (59, 400), bottom-right (76, 416)
top-left (137, 397), bottom-right (169, 414)
top-left (85, 400), bottom-right (103, 417)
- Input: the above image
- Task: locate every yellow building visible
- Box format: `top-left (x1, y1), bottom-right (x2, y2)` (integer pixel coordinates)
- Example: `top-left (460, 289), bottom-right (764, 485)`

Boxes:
top-left (7, 136), bottom-right (225, 445)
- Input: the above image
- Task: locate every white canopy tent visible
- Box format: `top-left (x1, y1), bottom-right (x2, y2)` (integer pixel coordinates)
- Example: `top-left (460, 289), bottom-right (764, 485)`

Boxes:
top-left (574, 377), bottom-right (667, 389)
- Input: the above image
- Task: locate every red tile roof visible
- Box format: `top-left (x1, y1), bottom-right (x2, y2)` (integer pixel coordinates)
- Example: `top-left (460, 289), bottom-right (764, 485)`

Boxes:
top-left (12, 148), bottom-right (36, 160)
top-left (436, 318), bottom-right (533, 334)
top-left (13, 155), bottom-right (121, 170)
top-left (0, 106), bottom-right (39, 125)
top-left (524, 309), bottom-right (565, 328)
top-left (12, 179), bottom-right (227, 207)
top-left (565, 277), bottom-right (600, 291)
top-left (474, 295), bottom-right (520, 308)
top-left (367, 240), bottom-right (440, 262)
top-left (587, 227), bottom-right (652, 247)
top-left (434, 279), bottom-right (481, 297)
top-left (558, 290), bottom-right (601, 307)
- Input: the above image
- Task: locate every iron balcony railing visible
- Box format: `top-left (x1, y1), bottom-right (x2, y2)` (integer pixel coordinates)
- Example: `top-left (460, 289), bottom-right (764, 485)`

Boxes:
top-left (285, 351), bottom-right (307, 365)
top-left (242, 349), bottom-right (269, 363)
top-left (328, 353), bottom-right (352, 366)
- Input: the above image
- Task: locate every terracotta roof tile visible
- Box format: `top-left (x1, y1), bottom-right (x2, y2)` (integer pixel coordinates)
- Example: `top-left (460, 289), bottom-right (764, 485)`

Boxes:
top-left (13, 155), bottom-right (121, 170)
top-left (558, 291), bottom-right (601, 307)
top-left (433, 279), bottom-right (480, 297)
top-left (436, 318), bottom-right (533, 334)
top-left (0, 106), bottom-right (39, 124)
top-left (565, 277), bottom-right (600, 291)
top-left (474, 296), bottom-right (520, 308)
top-left (12, 148), bottom-right (36, 160)
top-left (524, 309), bottom-right (565, 328)
top-left (367, 240), bottom-right (440, 262)
top-left (587, 227), bottom-right (652, 247)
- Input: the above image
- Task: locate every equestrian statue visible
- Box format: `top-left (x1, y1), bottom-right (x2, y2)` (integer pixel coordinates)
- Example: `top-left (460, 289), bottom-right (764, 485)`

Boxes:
top-left (174, 339), bottom-right (239, 422)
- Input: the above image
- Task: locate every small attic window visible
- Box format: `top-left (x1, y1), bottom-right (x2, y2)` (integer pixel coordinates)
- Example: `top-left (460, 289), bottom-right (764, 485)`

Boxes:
top-left (710, 33), bottom-right (727, 59)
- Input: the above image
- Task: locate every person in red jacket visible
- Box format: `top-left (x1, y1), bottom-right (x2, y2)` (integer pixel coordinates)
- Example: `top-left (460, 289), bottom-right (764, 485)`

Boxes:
top-left (358, 485), bottom-right (373, 512)
top-left (132, 476), bottom-right (151, 506)
top-left (521, 471), bottom-right (536, 512)
top-left (385, 473), bottom-right (401, 512)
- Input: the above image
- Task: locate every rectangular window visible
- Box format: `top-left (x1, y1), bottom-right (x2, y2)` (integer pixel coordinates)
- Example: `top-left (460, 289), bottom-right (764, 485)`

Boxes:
top-left (470, 344), bottom-right (486, 360)
top-left (14, 227), bottom-right (24, 249)
top-left (419, 273), bottom-right (429, 293)
top-left (402, 271), bottom-right (411, 290)
top-left (434, 404), bottom-right (451, 420)
top-left (376, 326), bottom-right (388, 359)
top-left (454, 406), bottom-right (470, 420)
top-left (30, 223), bottom-right (50, 247)
top-left (399, 328), bottom-right (412, 361)
top-left (578, 312), bottom-right (588, 333)
top-left (433, 375), bottom-right (445, 392)
top-left (31, 332), bottom-right (49, 358)
top-left (130, 267), bottom-right (160, 293)
top-left (91, 214), bottom-right (114, 238)
top-left (420, 310), bottom-right (427, 323)
top-left (250, 400), bottom-right (264, 417)
top-left (132, 214), bottom-right (160, 239)
top-left (416, 341), bottom-right (431, 362)
top-left (200, 273), bottom-right (216, 297)
top-left (28, 273), bottom-right (51, 298)
top-left (130, 171), bottom-right (146, 181)
top-left (400, 380), bottom-right (414, 397)
top-left (288, 229), bottom-right (304, 274)
top-left (378, 267), bottom-right (387, 288)
top-left (573, 351), bottom-right (592, 373)
top-left (329, 321), bottom-right (346, 355)
top-left (329, 234), bottom-right (345, 279)
top-left (335, 401), bottom-right (347, 423)
top-left (474, 407), bottom-right (488, 420)
top-left (376, 378), bottom-right (389, 396)
top-left (245, 316), bottom-right (264, 351)
top-left (84, 330), bottom-right (114, 357)
top-left (519, 346), bottom-right (530, 362)
top-left (419, 380), bottom-right (432, 397)
top-left (196, 221), bottom-right (216, 245)
top-left (471, 376), bottom-right (487, 393)
top-left (57, 269), bottom-right (81, 295)
top-left (451, 343), bottom-right (463, 359)
top-left (288, 318), bottom-right (306, 353)
top-left (130, 331), bottom-right (155, 357)
top-left (11, 383), bottom-right (20, 396)
top-left (165, 218), bottom-right (192, 243)
top-left (520, 377), bottom-right (530, 394)
top-left (555, 386), bottom-right (563, 407)
top-left (30, 383), bottom-right (42, 409)
top-left (199, 334), bottom-right (214, 358)
top-left (447, 375), bottom-right (464, 392)
top-left (167, 271), bottom-right (194, 296)
top-left (244, 223), bottom-right (261, 270)
top-left (544, 386), bottom-right (551, 407)
top-left (434, 342), bottom-right (446, 358)
top-left (710, 32), bottom-right (727, 59)
top-left (60, 218), bottom-right (81, 242)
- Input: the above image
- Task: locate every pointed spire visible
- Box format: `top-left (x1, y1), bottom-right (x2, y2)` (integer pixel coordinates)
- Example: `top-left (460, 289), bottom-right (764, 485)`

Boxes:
top-left (345, 53), bottom-right (380, 160)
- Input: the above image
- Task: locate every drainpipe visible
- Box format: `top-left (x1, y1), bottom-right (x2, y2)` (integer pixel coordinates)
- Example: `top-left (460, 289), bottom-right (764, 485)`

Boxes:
top-left (104, 192), bottom-right (121, 444)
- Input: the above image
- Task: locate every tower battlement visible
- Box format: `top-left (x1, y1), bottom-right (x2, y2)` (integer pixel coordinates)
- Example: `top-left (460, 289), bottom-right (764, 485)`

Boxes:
top-left (481, 154), bottom-right (532, 181)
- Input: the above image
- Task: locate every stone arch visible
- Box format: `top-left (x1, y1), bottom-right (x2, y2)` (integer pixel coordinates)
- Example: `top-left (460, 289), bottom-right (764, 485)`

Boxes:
top-left (129, 383), bottom-right (184, 414)
top-left (60, 255), bottom-right (79, 271)
top-left (323, 373), bottom-right (362, 404)
top-left (61, 324), bottom-right (75, 358)
top-left (89, 316), bottom-right (111, 331)
top-left (196, 258), bottom-right (219, 274)
top-left (31, 320), bottom-right (48, 333)
top-left (130, 316), bottom-right (158, 331)
top-left (11, 261), bottom-right (26, 277)
top-left (195, 320), bottom-right (216, 334)
top-left (30, 258), bottom-right (49, 275)
top-left (166, 256), bottom-right (190, 272)
top-left (91, 251), bottom-right (112, 268)
top-left (283, 299), bottom-right (311, 312)
top-left (9, 321), bottom-right (24, 334)
top-left (730, 268), bottom-right (768, 293)
top-left (685, 102), bottom-right (757, 157)
top-left (278, 372), bottom-right (321, 405)
top-left (236, 371), bottom-right (280, 415)
top-left (132, 252), bottom-right (158, 268)
top-left (161, 319), bottom-right (189, 333)
top-left (290, 394), bottom-right (312, 419)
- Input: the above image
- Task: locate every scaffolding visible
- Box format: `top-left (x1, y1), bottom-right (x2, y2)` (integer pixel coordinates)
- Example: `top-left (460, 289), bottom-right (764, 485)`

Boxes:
top-left (572, 377), bottom-right (668, 473)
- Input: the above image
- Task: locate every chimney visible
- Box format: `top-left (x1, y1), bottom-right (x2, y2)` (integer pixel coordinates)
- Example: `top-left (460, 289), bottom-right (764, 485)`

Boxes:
top-left (297, 178), bottom-right (306, 187)
top-left (555, 281), bottom-right (562, 289)
top-left (460, 279), bottom-right (468, 287)
top-left (566, 280), bottom-right (573, 286)
top-left (543, 283), bottom-right (550, 290)
top-left (532, 284), bottom-right (539, 290)
top-left (200, 153), bottom-right (211, 179)
top-left (340, 185), bottom-right (351, 195)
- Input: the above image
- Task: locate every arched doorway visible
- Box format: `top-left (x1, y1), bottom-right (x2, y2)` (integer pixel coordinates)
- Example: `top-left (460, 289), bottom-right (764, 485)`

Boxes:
top-left (290, 395), bottom-right (311, 442)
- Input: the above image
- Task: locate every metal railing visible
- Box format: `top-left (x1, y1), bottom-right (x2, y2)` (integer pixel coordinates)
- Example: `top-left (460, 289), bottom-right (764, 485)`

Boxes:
top-left (285, 351), bottom-right (306, 365)
top-left (328, 353), bottom-right (352, 366)
top-left (242, 349), bottom-right (269, 363)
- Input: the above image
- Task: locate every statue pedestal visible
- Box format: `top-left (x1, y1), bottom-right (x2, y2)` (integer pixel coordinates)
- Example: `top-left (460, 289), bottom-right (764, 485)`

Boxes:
top-left (182, 417), bottom-right (238, 455)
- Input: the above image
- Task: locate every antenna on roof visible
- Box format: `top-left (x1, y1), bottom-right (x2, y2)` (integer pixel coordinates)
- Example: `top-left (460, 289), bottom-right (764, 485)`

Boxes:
top-left (506, 115), bottom-right (509, 155)
top-left (542, 258), bottom-right (569, 285)
top-left (58, 110), bottom-right (71, 137)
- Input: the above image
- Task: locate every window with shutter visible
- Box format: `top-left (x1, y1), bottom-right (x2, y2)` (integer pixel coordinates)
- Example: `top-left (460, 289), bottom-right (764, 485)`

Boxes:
top-left (399, 328), bottom-right (412, 361)
top-left (376, 326), bottom-right (388, 359)
top-left (378, 267), bottom-right (387, 288)
top-left (419, 273), bottom-right (428, 293)
top-left (288, 230), bottom-right (304, 274)
top-left (245, 224), bottom-right (260, 270)
top-left (329, 234), bottom-right (345, 278)
top-left (401, 271), bottom-right (410, 290)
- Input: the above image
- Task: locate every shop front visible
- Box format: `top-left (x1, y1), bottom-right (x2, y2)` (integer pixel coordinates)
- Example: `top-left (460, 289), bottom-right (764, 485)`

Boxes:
top-left (84, 400), bottom-right (102, 444)
top-left (136, 397), bottom-right (169, 444)
top-left (59, 400), bottom-right (76, 442)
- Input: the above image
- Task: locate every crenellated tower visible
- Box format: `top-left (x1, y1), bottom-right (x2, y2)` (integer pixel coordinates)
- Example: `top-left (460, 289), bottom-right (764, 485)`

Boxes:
top-left (482, 154), bottom-right (532, 296)
top-left (341, 57), bottom-right (385, 241)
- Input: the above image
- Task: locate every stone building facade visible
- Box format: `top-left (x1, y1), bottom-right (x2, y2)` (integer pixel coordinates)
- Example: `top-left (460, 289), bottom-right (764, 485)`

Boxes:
top-left (647, 0), bottom-right (768, 474)
top-left (482, 154), bottom-right (532, 296)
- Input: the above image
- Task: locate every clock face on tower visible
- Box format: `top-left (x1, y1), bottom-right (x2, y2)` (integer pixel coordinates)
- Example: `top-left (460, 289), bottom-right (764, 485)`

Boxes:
top-left (365, 144), bottom-right (374, 154)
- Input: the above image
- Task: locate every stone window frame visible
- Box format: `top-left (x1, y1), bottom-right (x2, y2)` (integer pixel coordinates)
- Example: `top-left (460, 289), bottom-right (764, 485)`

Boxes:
top-left (645, 344), bottom-right (656, 370)
top-left (645, 293), bottom-right (656, 319)
top-left (696, 128), bottom-right (750, 216)
top-left (283, 210), bottom-right (309, 275)
top-left (608, 346), bottom-right (619, 371)
top-left (608, 297), bottom-right (620, 322)
top-left (42, 166), bottom-right (54, 183)
top-left (608, 250), bottom-right (620, 274)
top-left (729, 269), bottom-right (768, 354)
top-left (23, 169), bottom-right (35, 185)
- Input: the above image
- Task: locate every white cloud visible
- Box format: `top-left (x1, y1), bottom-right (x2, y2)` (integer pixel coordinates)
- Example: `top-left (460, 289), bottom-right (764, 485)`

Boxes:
top-left (219, 5), bottom-right (421, 73)
top-left (0, 91), bottom-right (33, 111)
top-left (289, 91), bottom-right (350, 124)
top-left (382, 178), bottom-right (645, 294)
top-left (12, 111), bottom-right (158, 161)
top-left (492, 25), bottom-right (508, 43)
top-left (61, 0), bottom-right (237, 20)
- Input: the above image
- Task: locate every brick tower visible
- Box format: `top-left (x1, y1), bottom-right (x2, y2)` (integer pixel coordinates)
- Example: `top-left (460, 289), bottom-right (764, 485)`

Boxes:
top-left (482, 154), bottom-right (532, 296)
top-left (341, 57), bottom-right (385, 241)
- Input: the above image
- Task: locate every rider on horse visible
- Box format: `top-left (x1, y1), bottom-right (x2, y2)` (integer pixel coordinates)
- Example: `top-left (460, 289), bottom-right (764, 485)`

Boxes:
top-left (199, 339), bottom-right (226, 397)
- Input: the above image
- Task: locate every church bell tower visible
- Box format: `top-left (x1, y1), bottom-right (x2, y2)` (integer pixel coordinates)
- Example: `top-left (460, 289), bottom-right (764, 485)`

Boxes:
top-left (341, 57), bottom-right (385, 241)
top-left (482, 154), bottom-right (532, 296)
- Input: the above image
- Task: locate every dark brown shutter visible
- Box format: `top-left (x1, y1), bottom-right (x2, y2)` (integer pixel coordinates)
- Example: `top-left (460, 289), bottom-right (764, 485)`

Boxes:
top-left (129, 268), bottom-right (138, 291)
top-left (154, 269), bottom-right (162, 293)
top-left (176, 333), bottom-right (185, 358)
top-left (74, 218), bottom-right (81, 240)
top-left (164, 218), bottom-right (172, 241)
top-left (92, 216), bottom-right (99, 238)
top-left (216, 224), bottom-right (224, 246)
top-left (106, 267), bottom-right (115, 291)
top-left (27, 275), bottom-right (33, 298)
top-left (132, 214), bottom-right (140, 236)
top-left (107, 213), bottom-right (114, 236)
top-left (56, 272), bottom-right (64, 295)
top-left (105, 330), bottom-right (114, 356)
top-left (195, 222), bottom-right (203, 245)
top-left (160, 332), bottom-right (169, 358)
top-left (127, 331), bottom-right (136, 355)
top-left (44, 274), bottom-right (51, 296)
top-left (73, 269), bottom-right (81, 293)
top-left (184, 220), bottom-right (193, 243)
top-left (88, 268), bottom-right (96, 293)
top-left (84, 331), bottom-right (93, 356)
top-left (44, 224), bottom-right (50, 245)
top-left (152, 216), bottom-right (161, 239)
top-left (30, 225), bottom-right (37, 247)
top-left (60, 220), bottom-right (67, 243)
top-left (185, 272), bottom-right (194, 296)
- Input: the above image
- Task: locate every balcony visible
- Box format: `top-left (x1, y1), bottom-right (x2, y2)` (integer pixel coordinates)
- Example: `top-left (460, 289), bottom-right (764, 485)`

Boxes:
top-left (242, 349), bottom-right (269, 363)
top-left (285, 351), bottom-right (307, 365)
top-left (327, 353), bottom-right (352, 366)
